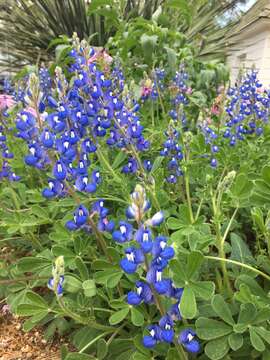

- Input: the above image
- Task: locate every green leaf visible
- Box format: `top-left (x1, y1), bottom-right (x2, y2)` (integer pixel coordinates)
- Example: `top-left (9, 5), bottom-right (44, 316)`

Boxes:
top-left (150, 156), bottom-right (164, 174)
top-left (16, 304), bottom-right (48, 317)
top-left (167, 217), bottom-right (182, 230)
top-left (166, 349), bottom-right (179, 360)
top-left (211, 294), bottom-right (234, 326)
top-left (179, 286), bottom-right (197, 319)
top-left (131, 307), bottom-right (144, 327)
top-left (55, 44), bottom-right (72, 63)
top-left (112, 151), bottom-right (127, 169)
top-left (254, 327), bottom-right (270, 345)
top-left (97, 338), bottom-right (108, 359)
top-left (107, 272), bottom-right (123, 288)
top-left (230, 173), bottom-right (252, 200)
top-left (250, 327), bottom-right (265, 352)
top-left (65, 353), bottom-right (96, 360)
top-left (234, 284), bottom-right (254, 304)
top-left (64, 275), bottom-right (82, 293)
top-left (251, 208), bottom-right (266, 234)
top-left (26, 291), bottom-right (48, 308)
top-left (196, 317), bottom-right (232, 340)
top-left (140, 34), bottom-right (158, 63)
top-left (262, 165), bottom-right (270, 183)
top-left (191, 281), bottom-right (215, 300)
top-left (131, 352), bottom-right (149, 360)
top-left (205, 336), bottom-right (230, 360)
top-left (165, 47), bottom-right (177, 72)
top-left (88, 0), bottom-right (113, 14)
top-left (75, 257), bottom-right (89, 281)
top-left (31, 205), bottom-right (49, 220)
top-left (228, 333), bottom-right (243, 351)
top-left (236, 275), bottom-right (267, 299)
top-left (186, 251), bottom-right (204, 279)
top-left (171, 259), bottom-right (187, 286)
top-left (233, 323), bottom-right (248, 334)
top-left (82, 280), bottom-right (96, 298)
top-left (230, 233), bottom-right (255, 265)
top-left (254, 308), bottom-right (270, 324)
top-left (238, 303), bottom-right (257, 324)
top-left (17, 257), bottom-right (51, 273)
top-left (109, 307), bottom-right (129, 325)
top-left (23, 312), bottom-right (48, 331)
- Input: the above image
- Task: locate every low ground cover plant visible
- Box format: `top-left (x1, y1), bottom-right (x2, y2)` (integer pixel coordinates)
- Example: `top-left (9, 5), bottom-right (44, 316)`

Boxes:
top-left (1, 35), bottom-right (270, 360)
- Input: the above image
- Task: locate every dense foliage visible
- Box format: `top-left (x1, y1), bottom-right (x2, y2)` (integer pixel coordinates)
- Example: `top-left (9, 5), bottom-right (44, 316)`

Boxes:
top-left (1, 32), bottom-right (270, 360)
top-left (0, 0), bottom-right (249, 71)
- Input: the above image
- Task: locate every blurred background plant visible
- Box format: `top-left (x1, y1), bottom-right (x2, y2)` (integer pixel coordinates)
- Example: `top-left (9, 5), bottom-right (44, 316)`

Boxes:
top-left (0, 0), bottom-right (250, 73)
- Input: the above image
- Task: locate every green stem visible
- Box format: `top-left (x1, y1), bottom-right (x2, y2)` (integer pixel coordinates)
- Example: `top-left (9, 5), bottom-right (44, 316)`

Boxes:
top-left (211, 189), bottom-right (233, 297)
top-left (183, 149), bottom-right (194, 224)
top-left (57, 297), bottom-right (115, 331)
top-left (151, 99), bottom-right (155, 127)
top-left (185, 173), bottom-right (194, 224)
top-left (195, 197), bottom-right (204, 222)
top-left (205, 256), bottom-right (270, 281)
top-left (221, 207), bottom-right (238, 245)
top-left (79, 331), bottom-right (111, 354)
top-left (96, 146), bottom-right (120, 182)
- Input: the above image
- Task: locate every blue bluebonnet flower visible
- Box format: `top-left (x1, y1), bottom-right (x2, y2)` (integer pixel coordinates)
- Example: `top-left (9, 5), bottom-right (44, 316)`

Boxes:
top-left (198, 120), bottom-right (219, 167)
top-left (146, 211), bottom-right (164, 227)
top-left (143, 325), bottom-right (162, 348)
top-left (42, 179), bottom-right (64, 198)
top-left (178, 329), bottom-right (200, 353)
top-left (168, 64), bottom-right (190, 128)
top-left (159, 315), bottom-right (175, 343)
top-left (97, 216), bottom-right (115, 233)
top-left (199, 70), bottom-right (269, 167)
top-left (48, 275), bottom-right (64, 296)
top-left (116, 185), bottom-right (193, 352)
top-left (0, 121), bottom-right (21, 181)
top-left (120, 247), bottom-right (144, 274)
top-left (122, 157), bottom-right (138, 174)
top-left (146, 267), bottom-right (172, 294)
top-left (127, 281), bottom-right (153, 305)
top-left (160, 122), bottom-right (184, 183)
top-left (65, 205), bottom-right (89, 231)
top-left (91, 199), bottom-right (109, 218)
top-left (152, 236), bottom-right (175, 260)
top-left (48, 256), bottom-right (65, 296)
top-left (112, 221), bottom-right (133, 243)
top-left (135, 226), bottom-right (153, 253)
top-left (143, 160), bottom-right (152, 172)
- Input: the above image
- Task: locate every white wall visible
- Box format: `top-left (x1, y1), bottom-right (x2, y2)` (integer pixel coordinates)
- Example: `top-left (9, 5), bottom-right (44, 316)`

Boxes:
top-left (227, 20), bottom-right (270, 87)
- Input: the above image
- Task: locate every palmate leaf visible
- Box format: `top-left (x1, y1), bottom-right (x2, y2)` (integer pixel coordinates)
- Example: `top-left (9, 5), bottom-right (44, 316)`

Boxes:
top-left (252, 165), bottom-right (270, 207)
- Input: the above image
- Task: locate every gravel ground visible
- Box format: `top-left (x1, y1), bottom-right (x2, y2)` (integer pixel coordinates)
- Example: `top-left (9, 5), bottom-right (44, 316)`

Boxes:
top-left (0, 307), bottom-right (63, 360)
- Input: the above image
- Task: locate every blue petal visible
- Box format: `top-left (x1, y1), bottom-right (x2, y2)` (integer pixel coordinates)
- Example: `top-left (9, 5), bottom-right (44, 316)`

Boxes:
top-left (143, 336), bottom-right (156, 348)
top-left (161, 329), bottom-right (174, 343)
top-left (120, 258), bottom-right (137, 274)
top-left (184, 340), bottom-right (200, 353)
top-left (65, 220), bottom-right (78, 231)
top-left (127, 291), bottom-right (142, 305)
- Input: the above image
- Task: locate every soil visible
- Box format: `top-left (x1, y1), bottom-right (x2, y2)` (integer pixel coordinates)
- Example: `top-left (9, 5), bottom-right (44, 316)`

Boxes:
top-left (0, 307), bottom-right (63, 360)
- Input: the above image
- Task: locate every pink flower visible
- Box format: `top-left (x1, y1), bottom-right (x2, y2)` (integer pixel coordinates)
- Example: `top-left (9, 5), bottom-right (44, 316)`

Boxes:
top-left (185, 87), bottom-right (193, 95)
top-left (0, 94), bottom-right (15, 110)
top-left (88, 49), bottom-right (113, 65)
top-left (211, 105), bottom-right (220, 115)
top-left (141, 86), bottom-right (152, 98)
top-left (25, 106), bottom-right (37, 117)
